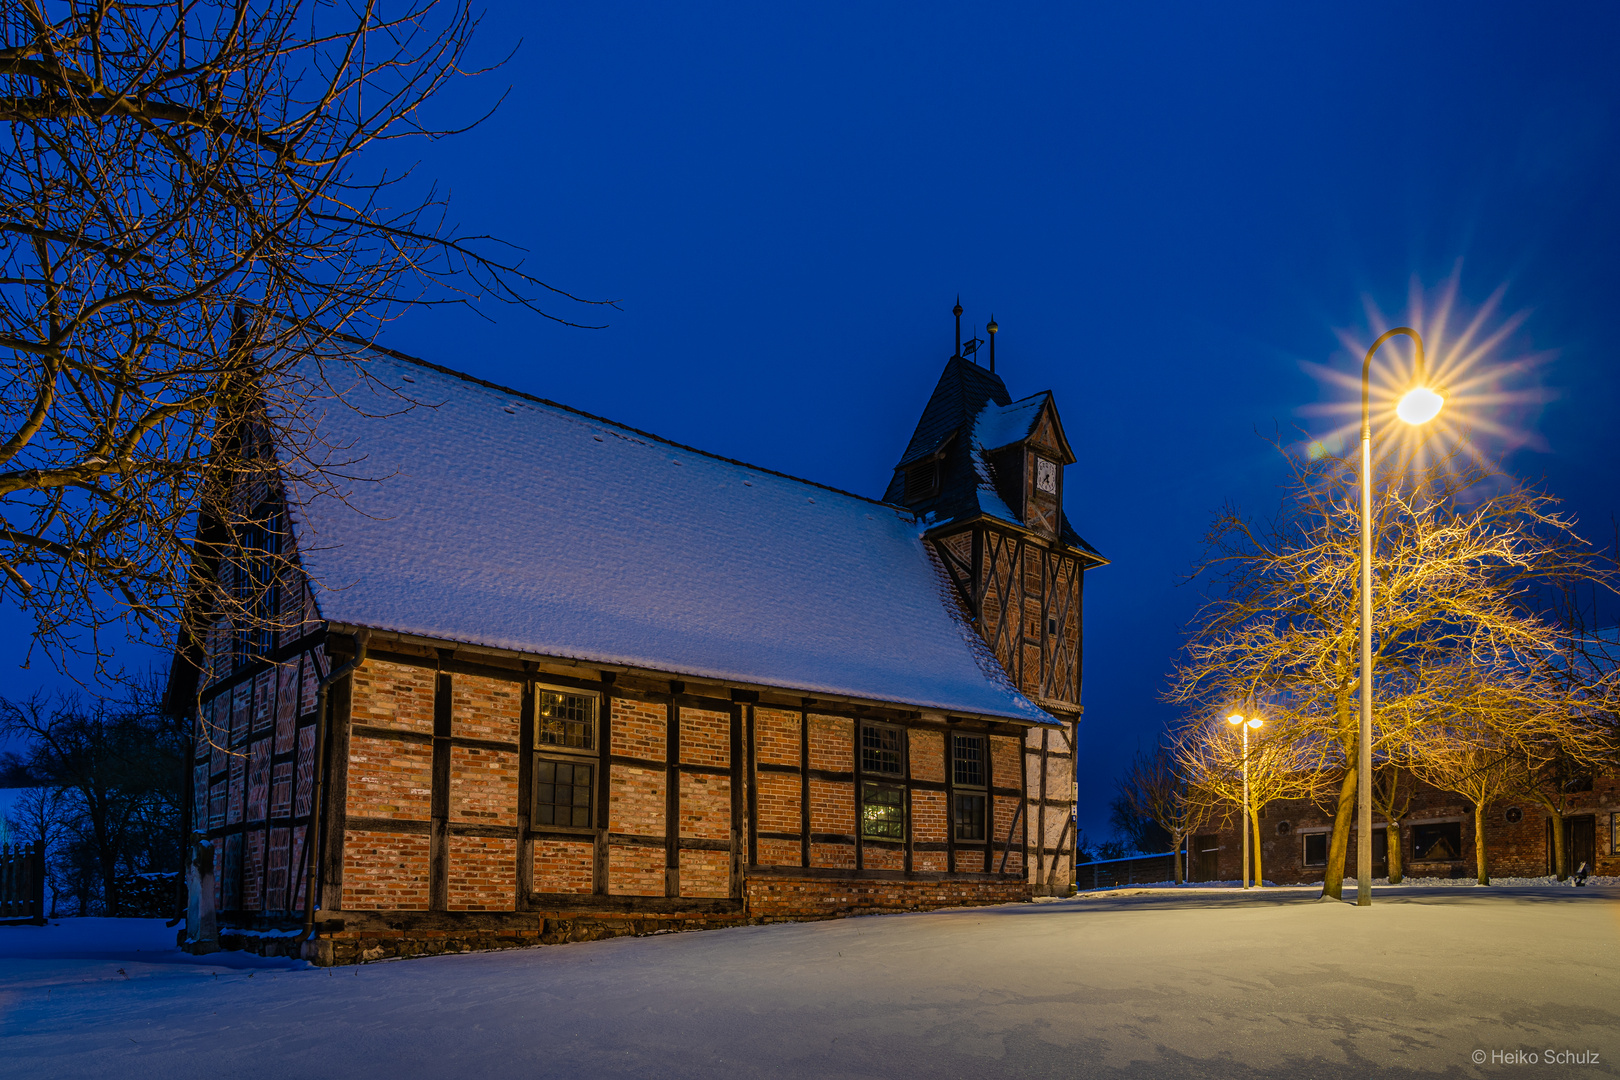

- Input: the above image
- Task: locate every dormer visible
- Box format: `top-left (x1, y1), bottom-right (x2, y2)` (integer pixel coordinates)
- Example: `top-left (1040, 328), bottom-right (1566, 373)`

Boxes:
top-left (974, 393), bottom-right (1075, 538)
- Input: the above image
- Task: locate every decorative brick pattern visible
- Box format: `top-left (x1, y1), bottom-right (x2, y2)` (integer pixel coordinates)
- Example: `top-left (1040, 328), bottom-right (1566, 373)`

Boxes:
top-left (909, 729), bottom-right (945, 783)
top-left (451, 673), bottom-right (521, 743)
top-left (864, 846), bottom-right (904, 871)
top-left (754, 707), bottom-right (801, 766)
top-left (253, 670), bottom-right (274, 733)
top-left (275, 658), bottom-right (300, 753)
top-left (756, 771), bottom-right (800, 833)
top-left (342, 830), bottom-right (431, 910)
top-left (810, 842), bottom-right (856, 869)
top-left (446, 835), bottom-right (517, 911)
top-left (611, 697), bottom-right (666, 761)
top-left (679, 773), bottom-right (731, 840)
top-left (226, 742), bottom-right (246, 825)
top-left (808, 714), bottom-right (852, 772)
top-left (679, 848), bottom-right (729, 897)
top-left (347, 735), bottom-right (432, 820)
top-left (350, 659), bottom-right (436, 734)
top-left (608, 844), bottom-right (664, 896)
top-left (756, 837), bottom-right (800, 867)
top-left (270, 761), bottom-right (292, 818)
top-left (680, 707), bottom-right (730, 767)
top-left (246, 737), bottom-right (271, 822)
top-left (267, 826), bottom-right (290, 911)
top-left (911, 789), bottom-right (947, 844)
top-left (243, 828), bottom-right (264, 910)
top-left (809, 778), bottom-right (854, 834)
top-left (610, 764), bottom-right (666, 836)
top-left (449, 745), bottom-right (518, 826)
top-left (534, 839), bottom-right (594, 894)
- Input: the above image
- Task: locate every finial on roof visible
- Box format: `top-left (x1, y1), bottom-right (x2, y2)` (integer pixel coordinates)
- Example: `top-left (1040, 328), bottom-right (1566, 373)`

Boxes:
top-left (953, 296), bottom-right (963, 360)
top-left (987, 314), bottom-right (998, 374)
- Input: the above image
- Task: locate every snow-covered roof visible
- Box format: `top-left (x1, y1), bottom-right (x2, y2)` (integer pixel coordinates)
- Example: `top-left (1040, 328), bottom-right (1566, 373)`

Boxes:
top-left (972, 395), bottom-right (1049, 453)
top-left (283, 352), bottom-right (1057, 725)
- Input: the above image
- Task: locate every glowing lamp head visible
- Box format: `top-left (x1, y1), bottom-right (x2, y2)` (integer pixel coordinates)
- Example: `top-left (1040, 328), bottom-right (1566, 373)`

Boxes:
top-left (1396, 386), bottom-right (1444, 425)
top-left (1226, 714), bottom-right (1244, 726)
top-left (1247, 718), bottom-right (1263, 729)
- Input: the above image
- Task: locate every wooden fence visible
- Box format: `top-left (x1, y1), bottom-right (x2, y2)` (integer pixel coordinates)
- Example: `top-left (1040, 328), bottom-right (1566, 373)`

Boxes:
top-left (1075, 851), bottom-right (1177, 890)
top-left (1, 840), bottom-right (46, 924)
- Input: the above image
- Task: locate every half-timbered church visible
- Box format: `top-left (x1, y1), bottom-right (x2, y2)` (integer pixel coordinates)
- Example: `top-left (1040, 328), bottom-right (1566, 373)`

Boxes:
top-left (170, 310), bottom-right (1106, 964)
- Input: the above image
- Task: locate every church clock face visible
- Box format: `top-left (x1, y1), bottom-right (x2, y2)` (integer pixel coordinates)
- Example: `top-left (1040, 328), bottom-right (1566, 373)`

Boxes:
top-left (1035, 456), bottom-right (1058, 495)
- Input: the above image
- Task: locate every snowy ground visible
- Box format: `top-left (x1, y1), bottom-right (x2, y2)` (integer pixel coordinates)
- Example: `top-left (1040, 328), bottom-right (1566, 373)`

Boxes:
top-left (3, 886), bottom-right (1618, 1079)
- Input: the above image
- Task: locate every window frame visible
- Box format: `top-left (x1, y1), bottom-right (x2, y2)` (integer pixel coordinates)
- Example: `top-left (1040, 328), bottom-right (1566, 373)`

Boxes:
top-left (859, 721), bottom-right (905, 779)
top-left (1301, 830), bottom-right (1329, 868)
top-left (531, 683), bottom-right (602, 834)
top-left (861, 779), bottom-right (906, 842)
top-left (904, 459), bottom-right (941, 502)
top-left (1410, 820), bottom-right (1465, 862)
top-left (950, 733), bottom-right (988, 844)
top-left (534, 684), bottom-right (600, 757)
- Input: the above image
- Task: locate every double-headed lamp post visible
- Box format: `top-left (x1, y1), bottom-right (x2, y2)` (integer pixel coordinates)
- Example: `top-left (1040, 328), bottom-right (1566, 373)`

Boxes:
top-left (1357, 328), bottom-right (1444, 907)
top-left (1226, 712), bottom-right (1263, 888)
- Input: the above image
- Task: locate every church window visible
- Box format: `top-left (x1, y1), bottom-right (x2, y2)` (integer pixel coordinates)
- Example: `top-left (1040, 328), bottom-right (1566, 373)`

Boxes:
top-left (862, 781), bottom-right (905, 841)
top-left (861, 723), bottom-right (903, 777)
top-left (952, 734), bottom-right (987, 842)
top-left (533, 759), bottom-right (594, 828)
top-left (537, 689), bottom-right (596, 750)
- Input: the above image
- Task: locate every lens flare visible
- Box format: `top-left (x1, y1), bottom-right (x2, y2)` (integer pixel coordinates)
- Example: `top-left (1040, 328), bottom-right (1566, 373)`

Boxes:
top-left (1396, 386), bottom-right (1444, 425)
top-left (1298, 272), bottom-right (1552, 477)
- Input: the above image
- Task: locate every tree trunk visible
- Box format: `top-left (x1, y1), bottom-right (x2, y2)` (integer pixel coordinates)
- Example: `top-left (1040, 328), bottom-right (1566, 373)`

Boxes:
top-left (1322, 765), bottom-right (1357, 900)
top-left (1250, 808), bottom-right (1264, 888)
top-left (1474, 806), bottom-right (1490, 886)
top-left (1385, 817), bottom-right (1403, 884)
top-left (1173, 834), bottom-right (1184, 884)
top-left (1549, 808), bottom-right (1566, 881)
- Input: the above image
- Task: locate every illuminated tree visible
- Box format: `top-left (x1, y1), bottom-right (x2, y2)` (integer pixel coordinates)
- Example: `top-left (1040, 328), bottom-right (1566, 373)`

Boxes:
top-left (1167, 443), bottom-right (1608, 898)
top-left (1173, 713), bottom-right (1326, 887)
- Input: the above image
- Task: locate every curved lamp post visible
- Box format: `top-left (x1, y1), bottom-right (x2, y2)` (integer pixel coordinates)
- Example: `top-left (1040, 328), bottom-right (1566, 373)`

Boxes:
top-left (1226, 712), bottom-right (1263, 888)
top-left (1357, 328), bottom-right (1444, 907)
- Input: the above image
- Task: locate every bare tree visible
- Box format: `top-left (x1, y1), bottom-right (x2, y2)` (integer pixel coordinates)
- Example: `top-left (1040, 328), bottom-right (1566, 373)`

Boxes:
top-left (0, 1), bottom-right (611, 678)
top-left (1114, 746), bottom-right (1201, 882)
top-left (0, 678), bottom-right (184, 913)
top-left (1167, 442), bottom-right (1609, 898)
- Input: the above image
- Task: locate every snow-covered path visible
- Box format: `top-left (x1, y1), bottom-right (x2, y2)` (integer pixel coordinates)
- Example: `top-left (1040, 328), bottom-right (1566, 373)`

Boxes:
top-left (3, 887), bottom-right (1617, 1079)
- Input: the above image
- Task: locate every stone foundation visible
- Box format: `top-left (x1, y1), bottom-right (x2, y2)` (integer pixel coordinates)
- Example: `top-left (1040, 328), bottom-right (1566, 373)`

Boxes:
top-left (214, 873), bottom-right (1034, 966)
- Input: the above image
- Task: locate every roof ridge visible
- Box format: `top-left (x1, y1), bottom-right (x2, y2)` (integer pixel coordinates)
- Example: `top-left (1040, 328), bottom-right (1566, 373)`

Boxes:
top-left (353, 339), bottom-right (905, 513)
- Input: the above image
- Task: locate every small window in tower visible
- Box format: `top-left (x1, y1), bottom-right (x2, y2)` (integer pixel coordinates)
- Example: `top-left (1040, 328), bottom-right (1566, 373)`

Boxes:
top-left (1035, 456), bottom-right (1058, 495)
top-left (904, 460), bottom-right (940, 501)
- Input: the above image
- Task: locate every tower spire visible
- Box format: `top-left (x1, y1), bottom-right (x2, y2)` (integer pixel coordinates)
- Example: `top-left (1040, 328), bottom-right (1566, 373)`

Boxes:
top-left (953, 297), bottom-right (963, 360)
top-left (987, 314), bottom-right (998, 374)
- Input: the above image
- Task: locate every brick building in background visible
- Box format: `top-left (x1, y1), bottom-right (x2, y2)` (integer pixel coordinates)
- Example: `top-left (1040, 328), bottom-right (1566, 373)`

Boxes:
top-left (1187, 771), bottom-right (1620, 885)
top-left (167, 327), bottom-right (1106, 964)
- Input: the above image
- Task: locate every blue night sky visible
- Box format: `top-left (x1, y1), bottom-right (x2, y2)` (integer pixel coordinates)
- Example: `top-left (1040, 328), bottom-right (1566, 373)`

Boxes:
top-left (10, 3), bottom-right (1620, 841)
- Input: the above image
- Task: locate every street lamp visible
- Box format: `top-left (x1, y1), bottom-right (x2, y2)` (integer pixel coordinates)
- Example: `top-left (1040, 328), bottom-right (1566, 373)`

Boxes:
top-left (1227, 712), bottom-right (1263, 888)
top-left (1357, 328), bottom-right (1443, 907)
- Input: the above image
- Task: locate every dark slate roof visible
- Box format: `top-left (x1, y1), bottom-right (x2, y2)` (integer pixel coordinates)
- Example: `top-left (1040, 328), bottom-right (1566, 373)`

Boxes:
top-left (885, 357), bottom-right (1105, 562)
top-left (282, 350), bottom-right (1059, 725)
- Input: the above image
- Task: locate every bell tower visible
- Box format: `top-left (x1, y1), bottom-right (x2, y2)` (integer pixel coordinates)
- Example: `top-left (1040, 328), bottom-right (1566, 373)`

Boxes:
top-left (885, 306), bottom-right (1106, 715)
